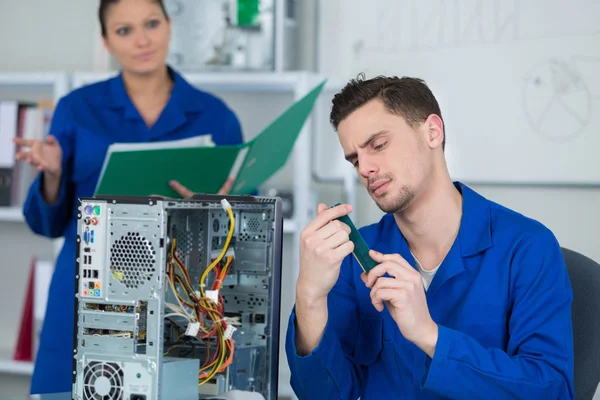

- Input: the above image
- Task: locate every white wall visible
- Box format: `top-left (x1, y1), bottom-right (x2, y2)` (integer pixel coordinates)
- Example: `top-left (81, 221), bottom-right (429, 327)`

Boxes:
top-left (0, 0), bottom-right (100, 72)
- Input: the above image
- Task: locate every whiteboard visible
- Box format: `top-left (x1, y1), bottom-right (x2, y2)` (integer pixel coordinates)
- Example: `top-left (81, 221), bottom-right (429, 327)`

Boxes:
top-left (321, 0), bottom-right (600, 184)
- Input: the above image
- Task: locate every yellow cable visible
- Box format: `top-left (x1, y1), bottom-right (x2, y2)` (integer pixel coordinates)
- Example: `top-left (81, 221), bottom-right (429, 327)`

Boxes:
top-left (169, 203), bottom-right (236, 386)
top-left (198, 309), bottom-right (228, 384)
top-left (200, 205), bottom-right (234, 298)
top-left (200, 331), bottom-right (227, 384)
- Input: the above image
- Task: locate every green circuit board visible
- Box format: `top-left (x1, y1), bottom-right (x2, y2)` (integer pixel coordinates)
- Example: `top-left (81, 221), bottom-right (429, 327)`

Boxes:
top-left (330, 204), bottom-right (378, 273)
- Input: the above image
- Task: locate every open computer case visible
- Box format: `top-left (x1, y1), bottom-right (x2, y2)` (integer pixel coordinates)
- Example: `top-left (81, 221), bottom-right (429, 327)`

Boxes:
top-left (70, 194), bottom-right (283, 400)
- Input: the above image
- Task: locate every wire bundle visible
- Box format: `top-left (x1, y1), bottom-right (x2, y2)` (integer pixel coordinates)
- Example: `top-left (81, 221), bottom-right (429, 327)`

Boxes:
top-left (164, 200), bottom-right (237, 386)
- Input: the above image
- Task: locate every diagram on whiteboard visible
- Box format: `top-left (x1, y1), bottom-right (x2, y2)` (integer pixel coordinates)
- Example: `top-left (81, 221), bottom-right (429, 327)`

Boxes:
top-left (329, 0), bottom-right (600, 183)
top-left (523, 59), bottom-right (593, 142)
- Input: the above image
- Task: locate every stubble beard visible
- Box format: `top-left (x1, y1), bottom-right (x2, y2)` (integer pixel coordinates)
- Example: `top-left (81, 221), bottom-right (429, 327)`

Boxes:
top-left (374, 185), bottom-right (415, 214)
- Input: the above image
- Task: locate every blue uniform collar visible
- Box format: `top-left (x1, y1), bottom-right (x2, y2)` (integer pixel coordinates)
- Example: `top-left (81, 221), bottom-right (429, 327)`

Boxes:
top-left (430, 182), bottom-right (493, 295)
top-left (375, 181), bottom-right (492, 296)
top-left (454, 182), bottom-right (493, 257)
top-left (108, 65), bottom-right (204, 114)
top-left (106, 66), bottom-right (204, 138)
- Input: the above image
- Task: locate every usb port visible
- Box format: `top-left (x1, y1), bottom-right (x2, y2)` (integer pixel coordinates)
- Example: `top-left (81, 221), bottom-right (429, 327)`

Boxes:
top-left (83, 270), bottom-right (88, 278)
top-left (84, 247), bottom-right (90, 253)
top-left (88, 255), bottom-right (92, 264)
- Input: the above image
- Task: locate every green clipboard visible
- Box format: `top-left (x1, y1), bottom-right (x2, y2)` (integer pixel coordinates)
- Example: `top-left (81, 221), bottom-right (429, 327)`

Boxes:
top-left (94, 80), bottom-right (327, 197)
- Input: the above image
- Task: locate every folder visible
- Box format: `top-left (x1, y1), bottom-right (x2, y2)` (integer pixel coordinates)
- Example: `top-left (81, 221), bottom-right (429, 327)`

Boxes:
top-left (95, 80), bottom-right (326, 197)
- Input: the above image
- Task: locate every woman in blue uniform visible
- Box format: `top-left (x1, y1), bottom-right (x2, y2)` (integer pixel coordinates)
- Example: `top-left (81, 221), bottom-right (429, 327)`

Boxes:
top-left (13, 0), bottom-right (243, 394)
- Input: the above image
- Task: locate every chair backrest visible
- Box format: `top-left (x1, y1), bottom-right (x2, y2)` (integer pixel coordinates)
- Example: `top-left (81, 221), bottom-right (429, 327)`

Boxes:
top-left (561, 247), bottom-right (600, 400)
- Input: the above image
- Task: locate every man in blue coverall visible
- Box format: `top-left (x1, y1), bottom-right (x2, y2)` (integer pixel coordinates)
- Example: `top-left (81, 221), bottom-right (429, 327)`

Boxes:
top-left (285, 74), bottom-right (575, 399)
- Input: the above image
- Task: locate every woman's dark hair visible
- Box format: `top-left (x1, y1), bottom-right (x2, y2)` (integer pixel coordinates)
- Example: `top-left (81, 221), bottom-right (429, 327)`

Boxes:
top-left (330, 73), bottom-right (446, 150)
top-left (98, 0), bottom-right (169, 37)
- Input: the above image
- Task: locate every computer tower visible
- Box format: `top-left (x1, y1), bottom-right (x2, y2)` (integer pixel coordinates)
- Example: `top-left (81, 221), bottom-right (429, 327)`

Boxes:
top-left (71, 194), bottom-right (283, 400)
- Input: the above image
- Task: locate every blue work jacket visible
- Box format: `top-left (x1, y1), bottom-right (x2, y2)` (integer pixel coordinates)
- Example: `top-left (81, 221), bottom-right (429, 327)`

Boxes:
top-left (286, 182), bottom-right (575, 399)
top-left (23, 66), bottom-right (243, 394)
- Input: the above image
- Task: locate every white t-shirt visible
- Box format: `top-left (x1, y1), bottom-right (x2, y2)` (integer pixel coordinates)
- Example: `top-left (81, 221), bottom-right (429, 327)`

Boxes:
top-left (411, 252), bottom-right (441, 291)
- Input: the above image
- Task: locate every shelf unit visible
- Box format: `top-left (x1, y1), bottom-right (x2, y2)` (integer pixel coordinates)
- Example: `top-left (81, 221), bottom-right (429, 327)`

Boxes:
top-left (0, 72), bottom-right (70, 387)
top-left (0, 359), bottom-right (34, 375)
top-left (0, 351), bottom-right (33, 376)
top-left (0, 207), bottom-right (24, 223)
top-left (0, 72), bottom-right (69, 102)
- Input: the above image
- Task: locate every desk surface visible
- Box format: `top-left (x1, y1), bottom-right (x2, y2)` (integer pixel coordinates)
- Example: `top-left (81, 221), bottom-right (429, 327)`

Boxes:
top-left (2, 392), bottom-right (267, 400)
top-left (1, 394), bottom-right (68, 400)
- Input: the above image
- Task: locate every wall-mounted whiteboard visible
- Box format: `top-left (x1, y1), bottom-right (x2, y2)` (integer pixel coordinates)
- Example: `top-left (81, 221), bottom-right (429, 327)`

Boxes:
top-left (319, 0), bottom-right (600, 184)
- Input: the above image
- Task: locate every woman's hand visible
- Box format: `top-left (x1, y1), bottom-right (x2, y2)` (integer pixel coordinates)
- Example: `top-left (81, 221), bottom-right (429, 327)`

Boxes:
top-left (13, 135), bottom-right (63, 177)
top-left (13, 135), bottom-right (64, 204)
top-left (169, 177), bottom-right (235, 199)
top-left (216, 177), bottom-right (234, 195)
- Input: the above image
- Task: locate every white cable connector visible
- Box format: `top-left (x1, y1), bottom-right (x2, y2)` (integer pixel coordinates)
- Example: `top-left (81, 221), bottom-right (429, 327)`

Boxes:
top-left (185, 321), bottom-right (200, 337)
top-left (224, 325), bottom-right (237, 340)
top-left (206, 289), bottom-right (219, 304)
top-left (221, 198), bottom-right (232, 211)
top-left (224, 316), bottom-right (242, 327)
top-left (210, 247), bottom-right (235, 259)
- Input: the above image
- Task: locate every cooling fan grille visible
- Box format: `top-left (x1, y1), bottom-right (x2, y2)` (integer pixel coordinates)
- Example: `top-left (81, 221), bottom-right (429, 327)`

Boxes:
top-left (83, 361), bottom-right (124, 400)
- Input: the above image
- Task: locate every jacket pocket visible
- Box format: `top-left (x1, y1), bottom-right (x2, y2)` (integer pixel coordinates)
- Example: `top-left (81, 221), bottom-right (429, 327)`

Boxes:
top-left (353, 316), bottom-right (384, 366)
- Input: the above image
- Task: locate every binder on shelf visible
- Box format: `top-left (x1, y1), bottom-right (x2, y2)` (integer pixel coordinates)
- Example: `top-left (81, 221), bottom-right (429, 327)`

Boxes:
top-left (1, 99), bottom-right (54, 207)
top-left (14, 257), bottom-right (35, 362)
top-left (13, 257), bottom-right (53, 363)
top-left (94, 80), bottom-right (326, 198)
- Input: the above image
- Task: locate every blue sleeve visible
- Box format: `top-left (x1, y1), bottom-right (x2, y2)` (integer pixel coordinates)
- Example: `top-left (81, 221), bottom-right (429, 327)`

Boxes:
top-left (22, 96), bottom-right (76, 238)
top-left (285, 259), bottom-right (364, 400)
top-left (421, 230), bottom-right (575, 399)
top-left (220, 107), bottom-right (244, 146)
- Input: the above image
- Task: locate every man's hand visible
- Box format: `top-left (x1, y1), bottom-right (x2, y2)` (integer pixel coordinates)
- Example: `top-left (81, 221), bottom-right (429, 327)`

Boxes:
top-left (294, 203), bottom-right (354, 356)
top-left (296, 203), bottom-right (354, 302)
top-left (361, 250), bottom-right (438, 358)
top-left (169, 177), bottom-right (235, 199)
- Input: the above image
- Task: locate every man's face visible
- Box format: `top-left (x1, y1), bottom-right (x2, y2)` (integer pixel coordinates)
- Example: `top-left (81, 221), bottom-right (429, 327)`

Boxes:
top-left (338, 99), bottom-right (434, 214)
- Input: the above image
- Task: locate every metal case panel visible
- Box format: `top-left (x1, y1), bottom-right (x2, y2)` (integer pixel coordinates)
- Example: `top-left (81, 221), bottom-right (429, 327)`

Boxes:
top-left (72, 195), bottom-right (283, 400)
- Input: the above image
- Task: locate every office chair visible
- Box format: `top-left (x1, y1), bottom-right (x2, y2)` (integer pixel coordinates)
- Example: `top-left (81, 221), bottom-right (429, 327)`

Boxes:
top-left (562, 247), bottom-right (600, 400)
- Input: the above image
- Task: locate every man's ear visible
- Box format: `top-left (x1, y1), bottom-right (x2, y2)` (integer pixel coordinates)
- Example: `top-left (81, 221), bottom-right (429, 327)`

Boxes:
top-left (424, 114), bottom-right (444, 150)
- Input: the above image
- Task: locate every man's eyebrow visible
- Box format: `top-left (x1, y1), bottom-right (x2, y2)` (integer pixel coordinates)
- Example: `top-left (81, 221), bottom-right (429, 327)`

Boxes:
top-left (344, 131), bottom-right (388, 162)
